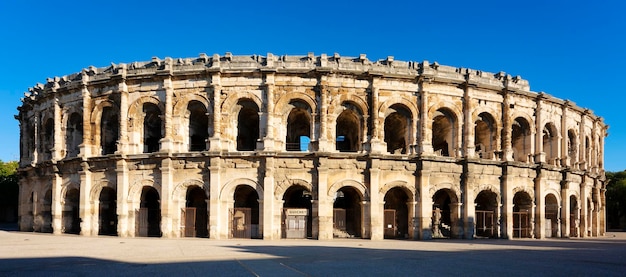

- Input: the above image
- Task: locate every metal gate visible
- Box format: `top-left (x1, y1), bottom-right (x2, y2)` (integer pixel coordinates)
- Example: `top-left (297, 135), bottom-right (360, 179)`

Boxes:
top-left (333, 208), bottom-right (346, 232)
top-left (475, 210), bottom-right (495, 237)
top-left (183, 207), bottom-right (196, 237)
top-left (384, 209), bottom-right (396, 238)
top-left (284, 208), bottom-right (307, 239)
top-left (231, 208), bottom-right (252, 238)
top-left (137, 208), bottom-right (148, 237)
top-left (513, 211), bottom-right (531, 238)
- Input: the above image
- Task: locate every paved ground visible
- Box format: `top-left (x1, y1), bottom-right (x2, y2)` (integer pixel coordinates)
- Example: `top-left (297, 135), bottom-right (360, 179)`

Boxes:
top-left (1, 226), bottom-right (625, 276)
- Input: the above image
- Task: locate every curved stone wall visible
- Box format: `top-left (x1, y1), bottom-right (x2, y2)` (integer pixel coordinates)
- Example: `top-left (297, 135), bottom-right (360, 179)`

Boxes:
top-left (16, 53), bottom-right (608, 239)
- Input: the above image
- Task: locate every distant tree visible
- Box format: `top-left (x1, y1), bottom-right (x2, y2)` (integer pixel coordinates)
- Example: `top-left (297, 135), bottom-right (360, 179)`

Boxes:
top-left (606, 170), bottom-right (626, 230)
top-left (0, 160), bottom-right (18, 223)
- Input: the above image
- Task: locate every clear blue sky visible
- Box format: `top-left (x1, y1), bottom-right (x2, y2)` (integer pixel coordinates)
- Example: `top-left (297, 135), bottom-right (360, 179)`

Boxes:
top-left (1, 0), bottom-right (624, 171)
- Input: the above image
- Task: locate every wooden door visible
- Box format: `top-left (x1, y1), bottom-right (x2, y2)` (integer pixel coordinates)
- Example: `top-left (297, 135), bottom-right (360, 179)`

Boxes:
top-left (384, 209), bottom-right (396, 238)
top-left (184, 207), bottom-right (196, 237)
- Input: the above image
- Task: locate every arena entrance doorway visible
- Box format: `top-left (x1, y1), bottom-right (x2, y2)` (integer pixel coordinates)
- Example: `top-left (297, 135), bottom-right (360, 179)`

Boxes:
top-left (282, 185), bottom-right (312, 239)
top-left (138, 187), bottom-right (161, 237)
top-left (230, 185), bottom-right (259, 238)
top-left (183, 186), bottom-right (208, 238)
top-left (333, 187), bottom-right (362, 238)
top-left (383, 187), bottom-right (409, 239)
top-left (570, 195), bottom-right (579, 237)
top-left (432, 189), bottom-right (457, 238)
top-left (62, 188), bottom-right (80, 234)
top-left (475, 190), bottom-right (498, 238)
top-left (513, 191), bottom-right (532, 238)
top-left (98, 187), bottom-right (117, 236)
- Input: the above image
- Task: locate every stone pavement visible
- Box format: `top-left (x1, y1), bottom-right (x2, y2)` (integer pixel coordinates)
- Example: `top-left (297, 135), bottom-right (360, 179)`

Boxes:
top-left (1, 229), bottom-right (625, 276)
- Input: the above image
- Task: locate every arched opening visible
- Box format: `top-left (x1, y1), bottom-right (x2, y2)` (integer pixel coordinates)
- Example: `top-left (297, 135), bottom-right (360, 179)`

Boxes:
top-left (41, 189), bottom-right (53, 233)
top-left (570, 195), bottom-right (579, 237)
top-left (543, 123), bottom-right (558, 164)
top-left (545, 194), bottom-right (559, 237)
top-left (282, 185), bottom-right (312, 238)
top-left (585, 136), bottom-right (591, 168)
top-left (101, 106), bottom-right (119, 155)
top-left (475, 190), bottom-right (498, 238)
top-left (143, 103), bottom-right (162, 153)
top-left (432, 109), bottom-right (456, 157)
top-left (98, 187), bottom-right (117, 236)
top-left (184, 186), bottom-right (208, 237)
top-left (65, 112), bottom-right (83, 158)
top-left (513, 191), bottom-right (533, 238)
top-left (139, 187), bottom-right (161, 237)
top-left (474, 112), bottom-right (496, 159)
top-left (432, 189), bottom-right (458, 238)
top-left (333, 187), bottom-right (362, 238)
top-left (62, 188), bottom-right (80, 234)
top-left (232, 185), bottom-right (260, 238)
top-left (336, 104), bottom-right (362, 152)
top-left (511, 117), bottom-right (531, 162)
top-left (188, 101), bottom-right (208, 152)
top-left (236, 100), bottom-right (259, 151)
top-left (42, 118), bottom-right (54, 160)
top-left (286, 101), bottom-right (311, 152)
top-left (384, 105), bottom-right (410, 154)
top-left (383, 187), bottom-right (409, 239)
top-left (567, 129), bottom-right (577, 166)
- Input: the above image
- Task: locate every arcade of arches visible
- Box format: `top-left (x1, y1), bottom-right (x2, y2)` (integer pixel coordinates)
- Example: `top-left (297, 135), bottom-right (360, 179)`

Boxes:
top-left (16, 53), bottom-right (607, 240)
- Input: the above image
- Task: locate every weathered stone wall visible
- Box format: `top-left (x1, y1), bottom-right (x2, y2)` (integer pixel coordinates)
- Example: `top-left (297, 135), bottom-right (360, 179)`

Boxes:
top-left (16, 53), bottom-right (608, 240)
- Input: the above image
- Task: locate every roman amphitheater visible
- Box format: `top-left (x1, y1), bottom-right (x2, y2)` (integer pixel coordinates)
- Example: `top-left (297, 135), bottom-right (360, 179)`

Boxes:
top-left (16, 53), bottom-right (607, 240)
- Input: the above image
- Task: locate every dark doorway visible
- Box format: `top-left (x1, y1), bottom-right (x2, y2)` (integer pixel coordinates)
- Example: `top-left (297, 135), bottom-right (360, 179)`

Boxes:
top-left (236, 101), bottom-right (260, 151)
top-left (63, 188), bottom-right (80, 234)
top-left (336, 104), bottom-right (361, 152)
top-left (513, 191), bottom-right (533, 238)
top-left (383, 187), bottom-right (409, 239)
top-left (101, 106), bottom-right (119, 155)
top-left (185, 186), bottom-right (208, 238)
top-left (570, 195), bottom-right (579, 237)
top-left (545, 194), bottom-right (559, 237)
top-left (143, 103), bottom-right (162, 153)
top-left (188, 101), bottom-right (208, 151)
top-left (98, 187), bottom-right (117, 236)
top-left (432, 189), bottom-right (454, 238)
top-left (41, 189), bottom-right (53, 233)
top-left (231, 185), bottom-right (259, 238)
top-left (333, 187), bottom-right (362, 238)
top-left (139, 187), bottom-right (161, 237)
top-left (282, 185), bottom-right (312, 238)
top-left (475, 190), bottom-right (498, 238)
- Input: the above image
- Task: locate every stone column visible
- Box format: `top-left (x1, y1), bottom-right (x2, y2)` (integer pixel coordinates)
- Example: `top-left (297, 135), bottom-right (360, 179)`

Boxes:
top-left (600, 187), bottom-right (607, 236)
top-left (208, 157), bottom-right (222, 239)
top-left (117, 79), bottom-right (129, 154)
top-left (535, 95), bottom-right (545, 163)
top-left (561, 103), bottom-right (569, 167)
top-left (51, 171), bottom-right (63, 234)
top-left (33, 111), bottom-right (40, 164)
top-left (161, 76), bottom-right (174, 152)
top-left (159, 158), bottom-right (174, 237)
top-left (417, 168), bottom-right (432, 239)
top-left (116, 159), bottom-right (130, 237)
top-left (463, 175), bottom-right (475, 239)
top-left (419, 82), bottom-right (432, 154)
top-left (502, 90), bottom-right (514, 161)
top-left (369, 77), bottom-right (385, 153)
top-left (79, 162), bottom-right (92, 236)
top-left (534, 169), bottom-right (545, 239)
top-left (52, 98), bottom-right (62, 161)
top-left (262, 157), bottom-right (277, 239)
top-left (80, 83), bottom-right (92, 158)
top-left (369, 159), bottom-right (383, 240)
top-left (580, 182), bottom-right (588, 238)
top-left (317, 80), bottom-right (330, 152)
top-left (501, 166), bottom-right (513, 239)
top-left (208, 74), bottom-right (222, 151)
top-left (463, 83), bottom-right (475, 158)
top-left (261, 72), bottom-right (275, 151)
top-left (561, 184), bottom-right (570, 237)
top-left (316, 157), bottom-right (333, 239)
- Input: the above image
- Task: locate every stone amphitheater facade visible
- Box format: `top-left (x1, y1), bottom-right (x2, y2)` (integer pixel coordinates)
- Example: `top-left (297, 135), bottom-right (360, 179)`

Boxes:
top-left (16, 53), bottom-right (608, 240)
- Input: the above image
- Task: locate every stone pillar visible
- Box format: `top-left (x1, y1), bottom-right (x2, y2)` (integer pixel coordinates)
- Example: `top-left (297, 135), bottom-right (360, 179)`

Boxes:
top-left (316, 157), bottom-right (333, 239)
top-left (52, 98), bottom-right (62, 161)
top-left (580, 182), bottom-right (588, 238)
top-left (369, 159), bottom-right (383, 240)
top-left (33, 111), bottom-right (40, 164)
top-left (160, 158), bottom-right (174, 237)
top-left (463, 83), bottom-right (475, 158)
top-left (534, 169), bottom-right (545, 239)
top-left (208, 157), bottom-right (222, 239)
top-left (161, 76), bottom-right (174, 152)
top-left (561, 185), bottom-right (570, 237)
top-left (535, 95), bottom-right (545, 163)
top-left (51, 171), bottom-right (63, 234)
top-left (117, 79), bottom-right (129, 154)
top-left (463, 177), bottom-right (475, 239)
top-left (369, 77), bottom-right (385, 153)
top-left (80, 83), bottom-right (92, 158)
top-left (317, 80), bottom-right (330, 152)
top-left (262, 157), bottom-right (277, 239)
top-left (561, 103), bottom-right (569, 167)
top-left (261, 73), bottom-right (275, 151)
top-left (407, 201), bottom-right (418, 240)
top-left (79, 162), bottom-right (92, 236)
top-left (208, 73), bottom-right (222, 151)
top-left (579, 112), bottom-right (587, 170)
top-left (501, 166), bottom-right (513, 239)
top-left (417, 168), bottom-right (432, 239)
top-left (116, 159), bottom-right (130, 237)
top-left (419, 83), bottom-right (432, 154)
top-left (502, 90), bottom-right (513, 161)
top-left (600, 187), bottom-right (607, 236)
